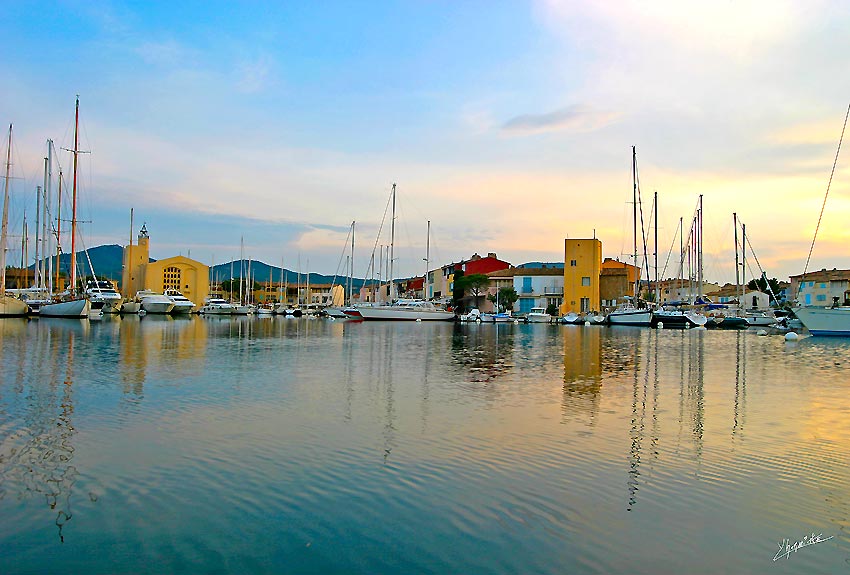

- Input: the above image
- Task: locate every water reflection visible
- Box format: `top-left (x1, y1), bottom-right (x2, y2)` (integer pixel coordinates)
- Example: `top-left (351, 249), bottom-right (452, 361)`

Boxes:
top-left (0, 321), bottom-right (80, 543)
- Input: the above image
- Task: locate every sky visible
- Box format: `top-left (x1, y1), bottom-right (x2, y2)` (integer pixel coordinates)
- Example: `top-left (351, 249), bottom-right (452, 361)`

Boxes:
top-left (2, 0), bottom-right (850, 283)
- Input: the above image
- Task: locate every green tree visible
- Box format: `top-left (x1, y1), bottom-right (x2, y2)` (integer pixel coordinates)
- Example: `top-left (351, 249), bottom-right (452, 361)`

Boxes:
top-left (452, 269), bottom-right (465, 310)
top-left (487, 287), bottom-right (519, 312)
top-left (747, 276), bottom-right (782, 303)
top-left (455, 273), bottom-right (491, 310)
top-left (545, 303), bottom-right (558, 316)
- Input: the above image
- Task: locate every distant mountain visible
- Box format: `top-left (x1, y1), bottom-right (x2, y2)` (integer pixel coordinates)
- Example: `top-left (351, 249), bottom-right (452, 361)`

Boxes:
top-left (29, 245), bottom-right (373, 288)
top-left (212, 260), bottom-right (372, 288)
top-left (28, 244), bottom-right (139, 281)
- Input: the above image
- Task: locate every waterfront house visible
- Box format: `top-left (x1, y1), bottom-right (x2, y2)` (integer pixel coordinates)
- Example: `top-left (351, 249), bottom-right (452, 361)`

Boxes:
top-left (712, 284), bottom-right (771, 310)
top-left (562, 238), bottom-right (602, 314)
top-left (789, 268), bottom-right (850, 307)
top-left (513, 266), bottom-right (564, 314)
top-left (426, 252), bottom-right (510, 301)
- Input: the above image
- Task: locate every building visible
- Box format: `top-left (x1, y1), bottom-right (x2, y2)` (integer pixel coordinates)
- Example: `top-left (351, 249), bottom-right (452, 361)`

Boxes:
top-left (122, 225), bottom-right (209, 308)
top-left (562, 239), bottom-right (602, 314)
top-left (650, 278), bottom-right (722, 304)
top-left (789, 269), bottom-right (850, 307)
top-left (426, 252), bottom-right (511, 302)
top-left (513, 267), bottom-right (564, 313)
top-left (599, 258), bottom-right (640, 309)
top-left (712, 284), bottom-right (771, 310)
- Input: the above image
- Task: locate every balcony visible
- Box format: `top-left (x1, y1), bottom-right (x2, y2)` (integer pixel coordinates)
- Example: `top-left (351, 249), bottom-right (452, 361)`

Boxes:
top-left (543, 286), bottom-right (563, 295)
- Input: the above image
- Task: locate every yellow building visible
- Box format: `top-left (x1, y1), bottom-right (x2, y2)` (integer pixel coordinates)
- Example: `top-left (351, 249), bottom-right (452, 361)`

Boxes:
top-left (562, 238), bottom-right (602, 314)
top-left (122, 225), bottom-right (209, 308)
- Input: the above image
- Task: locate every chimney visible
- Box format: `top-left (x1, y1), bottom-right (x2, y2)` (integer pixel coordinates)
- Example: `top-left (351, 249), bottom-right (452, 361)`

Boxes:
top-left (487, 252), bottom-right (497, 259)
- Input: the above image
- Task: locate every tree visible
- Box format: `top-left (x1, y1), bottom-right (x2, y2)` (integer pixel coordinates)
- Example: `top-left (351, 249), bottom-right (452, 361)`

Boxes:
top-left (455, 273), bottom-right (491, 310)
top-left (747, 276), bottom-right (782, 303)
top-left (545, 303), bottom-right (558, 316)
top-left (452, 269), bottom-right (465, 310)
top-left (487, 287), bottom-right (519, 312)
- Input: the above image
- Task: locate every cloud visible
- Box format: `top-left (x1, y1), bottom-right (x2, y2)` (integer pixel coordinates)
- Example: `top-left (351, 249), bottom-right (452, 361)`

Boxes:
top-left (234, 55), bottom-right (274, 93)
top-left (501, 104), bottom-right (619, 136)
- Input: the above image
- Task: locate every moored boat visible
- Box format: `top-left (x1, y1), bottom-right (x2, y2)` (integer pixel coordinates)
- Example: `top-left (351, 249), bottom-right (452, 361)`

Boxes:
top-left (357, 299), bottom-right (454, 321)
top-left (793, 306), bottom-right (850, 336)
top-left (137, 290), bottom-right (175, 314)
top-left (199, 298), bottom-right (235, 315)
top-left (526, 307), bottom-right (552, 323)
top-left (164, 289), bottom-right (196, 314)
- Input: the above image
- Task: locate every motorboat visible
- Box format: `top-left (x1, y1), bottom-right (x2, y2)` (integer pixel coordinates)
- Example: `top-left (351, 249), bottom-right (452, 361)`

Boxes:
top-left (526, 307), bottom-right (552, 323)
top-left (585, 312), bottom-right (606, 325)
top-left (164, 289), bottom-right (196, 314)
top-left (744, 311), bottom-right (778, 327)
top-left (324, 307), bottom-right (349, 319)
top-left (481, 311), bottom-right (514, 323)
top-left (608, 301), bottom-right (653, 326)
top-left (199, 298), bottom-right (235, 315)
top-left (459, 308), bottom-right (482, 322)
top-left (356, 299), bottom-right (455, 321)
top-left (559, 312), bottom-right (582, 325)
top-left (136, 290), bottom-right (175, 314)
top-left (232, 304), bottom-right (255, 315)
top-left (653, 308), bottom-right (709, 328)
top-left (86, 280), bottom-right (123, 314)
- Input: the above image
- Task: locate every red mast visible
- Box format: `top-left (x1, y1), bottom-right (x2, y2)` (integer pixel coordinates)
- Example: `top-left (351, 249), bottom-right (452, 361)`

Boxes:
top-left (70, 96), bottom-right (80, 294)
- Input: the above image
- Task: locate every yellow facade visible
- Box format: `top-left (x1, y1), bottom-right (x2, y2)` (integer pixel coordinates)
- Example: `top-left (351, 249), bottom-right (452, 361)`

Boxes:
top-left (561, 238), bottom-right (602, 314)
top-left (121, 226), bottom-right (209, 308)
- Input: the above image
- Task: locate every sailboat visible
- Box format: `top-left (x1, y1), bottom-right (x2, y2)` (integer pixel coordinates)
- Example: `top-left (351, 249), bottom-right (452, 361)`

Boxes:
top-left (354, 184), bottom-right (454, 321)
top-left (608, 147), bottom-right (652, 326)
top-left (0, 124), bottom-right (31, 317)
top-left (39, 96), bottom-right (91, 318)
top-left (793, 103), bottom-right (850, 336)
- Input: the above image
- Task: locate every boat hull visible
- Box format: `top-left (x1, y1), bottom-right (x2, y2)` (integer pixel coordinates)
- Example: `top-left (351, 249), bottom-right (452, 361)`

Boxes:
top-left (39, 298), bottom-right (91, 318)
top-left (170, 302), bottom-right (196, 314)
top-left (141, 301), bottom-right (175, 314)
top-left (793, 307), bottom-right (850, 336)
top-left (608, 309), bottom-right (652, 326)
top-left (0, 296), bottom-right (29, 317)
top-left (526, 313), bottom-right (552, 323)
top-left (357, 306), bottom-right (455, 321)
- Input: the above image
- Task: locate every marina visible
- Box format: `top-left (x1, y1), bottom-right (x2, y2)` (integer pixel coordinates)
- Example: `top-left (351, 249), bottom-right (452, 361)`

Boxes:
top-left (0, 316), bottom-right (848, 573)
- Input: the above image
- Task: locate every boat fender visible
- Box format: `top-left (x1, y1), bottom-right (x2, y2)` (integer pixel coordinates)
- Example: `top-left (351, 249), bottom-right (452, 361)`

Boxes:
top-left (416, 318), bottom-right (422, 322)
top-left (657, 322), bottom-right (664, 329)
top-left (756, 329), bottom-right (768, 336)
top-left (785, 332), bottom-right (799, 341)
top-left (584, 321), bottom-right (590, 326)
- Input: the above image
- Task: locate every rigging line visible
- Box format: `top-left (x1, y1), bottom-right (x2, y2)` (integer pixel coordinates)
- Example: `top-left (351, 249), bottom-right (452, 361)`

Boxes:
top-left (362, 185), bottom-right (394, 280)
top-left (801, 102), bottom-right (850, 283)
top-left (635, 162), bottom-right (652, 288)
top-left (660, 217), bottom-right (682, 280)
top-left (328, 222), bottom-right (354, 289)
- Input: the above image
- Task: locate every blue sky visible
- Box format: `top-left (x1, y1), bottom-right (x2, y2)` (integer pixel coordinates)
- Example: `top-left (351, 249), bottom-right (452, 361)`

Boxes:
top-left (3, 1), bottom-right (850, 282)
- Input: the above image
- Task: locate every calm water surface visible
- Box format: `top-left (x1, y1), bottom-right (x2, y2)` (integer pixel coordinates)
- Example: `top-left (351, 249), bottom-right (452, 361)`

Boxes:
top-left (0, 316), bottom-right (848, 574)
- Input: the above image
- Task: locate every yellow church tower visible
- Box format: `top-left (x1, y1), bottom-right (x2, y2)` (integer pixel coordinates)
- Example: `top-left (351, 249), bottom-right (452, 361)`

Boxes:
top-left (122, 224), bottom-right (150, 298)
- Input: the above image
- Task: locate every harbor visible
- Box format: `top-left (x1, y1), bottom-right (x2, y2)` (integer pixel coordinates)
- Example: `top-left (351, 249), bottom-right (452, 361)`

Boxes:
top-left (0, 316), bottom-right (847, 573)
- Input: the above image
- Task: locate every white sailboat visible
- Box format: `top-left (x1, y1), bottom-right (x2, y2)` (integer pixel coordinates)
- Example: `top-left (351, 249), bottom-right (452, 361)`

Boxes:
top-left (40, 97), bottom-right (91, 318)
top-left (355, 184), bottom-right (453, 321)
top-left (793, 103), bottom-right (850, 336)
top-left (608, 147), bottom-right (652, 326)
top-left (0, 124), bottom-right (30, 317)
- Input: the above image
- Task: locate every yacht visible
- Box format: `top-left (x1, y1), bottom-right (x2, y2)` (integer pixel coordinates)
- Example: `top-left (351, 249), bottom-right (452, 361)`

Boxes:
top-left (608, 300), bottom-right (653, 326)
top-left (164, 289), bottom-right (196, 314)
top-left (653, 307), bottom-right (709, 328)
top-left (199, 298), bottom-right (235, 315)
top-left (526, 307), bottom-right (552, 323)
top-left (86, 280), bottom-right (123, 314)
top-left (356, 299), bottom-right (455, 321)
top-left (136, 290), bottom-right (175, 314)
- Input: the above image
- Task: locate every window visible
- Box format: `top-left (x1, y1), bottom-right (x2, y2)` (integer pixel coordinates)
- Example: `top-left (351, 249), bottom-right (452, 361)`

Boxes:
top-left (819, 283), bottom-right (826, 288)
top-left (581, 276), bottom-right (591, 287)
top-left (163, 266), bottom-right (181, 291)
top-left (816, 294), bottom-right (827, 301)
top-left (570, 260), bottom-right (577, 267)
top-left (580, 297), bottom-right (590, 312)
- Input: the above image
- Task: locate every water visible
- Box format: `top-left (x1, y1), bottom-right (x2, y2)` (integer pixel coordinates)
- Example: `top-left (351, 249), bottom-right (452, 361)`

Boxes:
top-left (1, 316), bottom-right (848, 574)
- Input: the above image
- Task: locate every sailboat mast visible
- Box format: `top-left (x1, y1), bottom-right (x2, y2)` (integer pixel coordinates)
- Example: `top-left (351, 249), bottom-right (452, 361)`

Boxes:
top-left (733, 213), bottom-right (740, 307)
top-left (46, 141), bottom-right (53, 294)
top-left (35, 181), bottom-right (42, 289)
top-left (55, 170), bottom-right (62, 291)
top-left (349, 221), bottom-right (355, 305)
top-left (425, 220), bottom-right (430, 300)
top-left (632, 147), bottom-right (638, 298)
top-left (741, 222), bottom-right (746, 305)
top-left (653, 191), bottom-right (658, 303)
top-left (389, 183), bottom-right (396, 302)
top-left (698, 194), bottom-right (703, 299)
top-left (0, 124), bottom-right (12, 293)
top-left (69, 96), bottom-right (81, 294)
